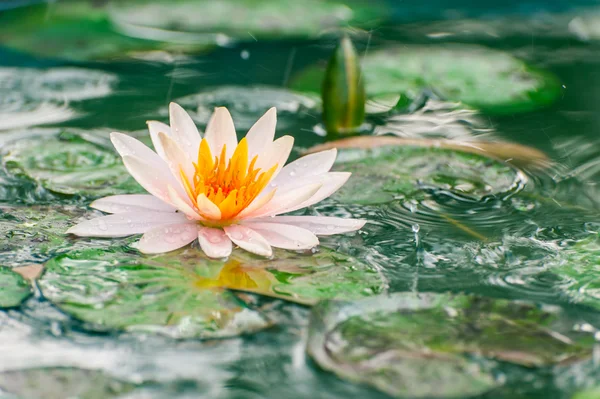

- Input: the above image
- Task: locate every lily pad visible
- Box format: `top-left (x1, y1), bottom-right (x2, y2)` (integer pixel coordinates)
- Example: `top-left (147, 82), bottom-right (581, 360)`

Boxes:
top-left (0, 367), bottom-right (135, 399)
top-left (2, 131), bottom-right (143, 198)
top-left (330, 144), bottom-right (526, 205)
top-left (0, 267), bottom-right (31, 308)
top-left (109, 0), bottom-right (386, 41)
top-left (167, 86), bottom-right (320, 131)
top-left (0, 205), bottom-right (117, 268)
top-left (0, 2), bottom-right (211, 61)
top-left (292, 44), bottom-right (561, 114)
top-left (551, 234), bottom-right (600, 310)
top-left (40, 248), bottom-right (272, 338)
top-left (308, 293), bottom-right (596, 398)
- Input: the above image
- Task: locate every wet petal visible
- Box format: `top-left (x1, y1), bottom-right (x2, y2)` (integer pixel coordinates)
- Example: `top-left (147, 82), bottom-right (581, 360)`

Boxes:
top-left (253, 216), bottom-right (366, 235)
top-left (281, 172), bottom-right (351, 214)
top-left (169, 102), bottom-right (202, 160)
top-left (167, 185), bottom-right (201, 220)
top-left (246, 107), bottom-right (276, 159)
top-left (137, 222), bottom-right (199, 254)
top-left (157, 131), bottom-right (195, 184)
top-left (110, 132), bottom-right (166, 168)
top-left (224, 225), bottom-right (272, 257)
top-left (196, 193), bottom-right (222, 220)
top-left (146, 120), bottom-right (171, 159)
top-left (66, 212), bottom-right (189, 237)
top-left (90, 194), bottom-right (176, 214)
top-left (198, 227), bottom-right (233, 258)
top-left (242, 222), bottom-right (318, 250)
top-left (240, 183), bottom-right (322, 219)
top-left (205, 107), bottom-right (237, 159)
top-left (270, 149), bottom-right (337, 189)
top-left (121, 155), bottom-right (187, 205)
top-left (255, 135), bottom-right (294, 178)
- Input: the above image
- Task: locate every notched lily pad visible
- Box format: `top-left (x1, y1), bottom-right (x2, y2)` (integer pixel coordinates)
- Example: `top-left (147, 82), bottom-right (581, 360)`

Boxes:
top-left (2, 131), bottom-right (142, 198)
top-left (292, 44), bottom-right (560, 114)
top-left (40, 248), bottom-right (271, 339)
top-left (308, 293), bottom-right (596, 398)
top-left (167, 86), bottom-right (320, 131)
top-left (0, 267), bottom-right (31, 308)
top-left (0, 367), bottom-right (135, 399)
top-left (331, 143), bottom-right (525, 205)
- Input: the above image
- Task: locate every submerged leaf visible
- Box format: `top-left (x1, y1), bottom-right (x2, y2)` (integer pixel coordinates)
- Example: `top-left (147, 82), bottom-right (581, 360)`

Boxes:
top-left (2, 131), bottom-right (142, 198)
top-left (0, 267), bottom-right (31, 308)
top-left (308, 293), bottom-right (596, 398)
top-left (0, 368), bottom-right (135, 399)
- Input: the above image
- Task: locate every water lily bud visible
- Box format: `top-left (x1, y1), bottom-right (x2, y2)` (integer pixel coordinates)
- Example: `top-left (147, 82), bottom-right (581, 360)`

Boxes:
top-left (322, 36), bottom-right (366, 136)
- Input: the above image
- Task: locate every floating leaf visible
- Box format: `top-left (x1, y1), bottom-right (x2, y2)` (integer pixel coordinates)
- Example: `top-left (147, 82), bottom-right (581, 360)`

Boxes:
top-left (292, 44), bottom-right (561, 114)
top-left (322, 36), bottom-right (366, 135)
top-left (2, 131), bottom-right (142, 198)
top-left (166, 86), bottom-right (320, 131)
top-left (109, 0), bottom-right (386, 41)
top-left (329, 142), bottom-right (525, 205)
top-left (0, 267), bottom-right (31, 308)
top-left (308, 293), bottom-right (596, 398)
top-left (40, 248), bottom-right (271, 338)
top-left (0, 368), bottom-right (135, 399)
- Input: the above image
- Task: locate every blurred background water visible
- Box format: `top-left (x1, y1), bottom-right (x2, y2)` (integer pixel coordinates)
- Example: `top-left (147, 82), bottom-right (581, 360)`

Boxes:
top-left (2, 0), bottom-right (600, 398)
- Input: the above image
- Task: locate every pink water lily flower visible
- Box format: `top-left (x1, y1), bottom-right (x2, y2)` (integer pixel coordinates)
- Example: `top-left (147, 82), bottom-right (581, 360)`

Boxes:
top-left (67, 103), bottom-right (366, 258)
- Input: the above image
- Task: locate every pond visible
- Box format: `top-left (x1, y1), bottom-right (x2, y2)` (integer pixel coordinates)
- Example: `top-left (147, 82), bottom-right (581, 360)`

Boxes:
top-left (1, 1), bottom-right (600, 398)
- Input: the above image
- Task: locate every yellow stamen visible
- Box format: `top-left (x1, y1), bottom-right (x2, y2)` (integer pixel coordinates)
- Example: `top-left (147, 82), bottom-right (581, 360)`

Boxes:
top-left (187, 137), bottom-right (277, 223)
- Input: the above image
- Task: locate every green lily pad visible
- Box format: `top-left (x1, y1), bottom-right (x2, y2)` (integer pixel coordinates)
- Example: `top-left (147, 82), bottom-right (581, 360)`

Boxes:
top-left (40, 248), bottom-right (272, 338)
top-left (292, 44), bottom-right (561, 114)
top-left (167, 86), bottom-right (320, 131)
top-left (551, 234), bottom-right (600, 310)
top-left (2, 131), bottom-right (143, 198)
top-left (0, 2), bottom-right (211, 61)
top-left (308, 293), bottom-right (596, 398)
top-left (0, 267), bottom-right (31, 308)
top-left (0, 205), bottom-right (122, 268)
top-left (109, 0), bottom-right (386, 41)
top-left (331, 144), bottom-right (525, 205)
top-left (0, 367), bottom-right (136, 399)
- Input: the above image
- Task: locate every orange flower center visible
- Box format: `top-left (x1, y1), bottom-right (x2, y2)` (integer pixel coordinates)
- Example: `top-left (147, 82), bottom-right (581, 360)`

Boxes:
top-left (180, 137), bottom-right (277, 221)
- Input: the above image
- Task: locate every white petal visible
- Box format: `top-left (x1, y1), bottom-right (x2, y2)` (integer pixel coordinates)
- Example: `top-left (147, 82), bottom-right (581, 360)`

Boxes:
top-left (169, 102), bottom-right (202, 160)
top-left (121, 155), bottom-right (187, 205)
top-left (269, 149), bottom-right (337, 189)
top-left (137, 222), bottom-right (198, 254)
top-left (196, 194), bottom-right (222, 220)
top-left (198, 227), bottom-right (232, 258)
top-left (90, 194), bottom-right (176, 214)
top-left (167, 185), bottom-right (201, 220)
top-left (253, 216), bottom-right (366, 235)
top-left (110, 132), bottom-right (165, 167)
top-left (242, 222), bottom-right (318, 250)
top-left (239, 183), bottom-right (322, 219)
top-left (66, 212), bottom-right (189, 237)
top-left (224, 225), bottom-right (272, 257)
top-left (280, 172), bottom-right (351, 214)
top-left (157, 131), bottom-right (195, 184)
top-left (147, 120), bottom-right (171, 159)
top-left (255, 135), bottom-right (293, 178)
top-left (246, 107), bottom-right (276, 159)
top-left (205, 107), bottom-right (237, 159)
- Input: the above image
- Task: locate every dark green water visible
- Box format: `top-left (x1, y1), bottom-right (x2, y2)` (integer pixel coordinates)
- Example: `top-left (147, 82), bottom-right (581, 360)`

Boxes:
top-left (1, 1), bottom-right (600, 398)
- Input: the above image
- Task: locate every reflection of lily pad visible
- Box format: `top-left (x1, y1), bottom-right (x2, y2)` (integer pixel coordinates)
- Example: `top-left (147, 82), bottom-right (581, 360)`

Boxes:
top-left (0, 2), bottom-right (211, 61)
top-left (167, 86), bottom-right (320, 131)
top-left (196, 247), bottom-right (386, 305)
top-left (331, 145), bottom-right (525, 205)
top-left (0, 205), bottom-right (115, 267)
top-left (292, 45), bottom-right (560, 114)
top-left (2, 131), bottom-right (142, 198)
top-left (40, 248), bottom-right (270, 338)
top-left (0, 368), bottom-right (135, 399)
top-left (552, 234), bottom-right (600, 310)
top-left (308, 293), bottom-right (595, 398)
top-left (109, 0), bottom-right (386, 41)
top-left (0, 267), bottom-right (31, 308)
